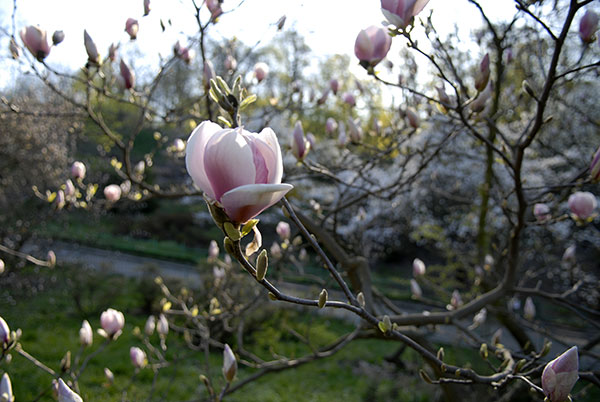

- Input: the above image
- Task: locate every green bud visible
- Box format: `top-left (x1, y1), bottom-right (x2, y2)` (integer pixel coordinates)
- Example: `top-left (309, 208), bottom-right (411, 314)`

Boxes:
top-left (224, 222), bottom-right (241, 241)
top-left (541, 341), bottom-right (552, 357)
top-left (256, 249), bottom-right (268, 281)
top-left (378, 315), bottom-right (392, 333)
top-left (223, 237), bottom-right (236, 256)
top-left (479, 343), bottom-right (488, 360)
top-left (318, 289), bottom-right (328, 308)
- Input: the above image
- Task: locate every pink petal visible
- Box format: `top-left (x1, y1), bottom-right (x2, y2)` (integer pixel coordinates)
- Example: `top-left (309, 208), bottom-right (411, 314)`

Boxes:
top-left (185, 121), bottom-right (224, 200)
top-left (253, 127), bottom-right (284, 184)
top-left (220, 183), bottom-right (293, 223)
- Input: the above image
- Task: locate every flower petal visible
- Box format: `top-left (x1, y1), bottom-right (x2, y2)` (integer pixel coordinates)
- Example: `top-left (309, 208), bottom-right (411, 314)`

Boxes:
top-left (220, 183), bottom-right (293, 223)
top-left (185, 121), bottom-right (226, 200)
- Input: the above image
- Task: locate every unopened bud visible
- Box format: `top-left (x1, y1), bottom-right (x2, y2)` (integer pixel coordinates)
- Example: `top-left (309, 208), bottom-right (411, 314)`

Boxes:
top-left (222, 344), bottom-right (237, 382)
top-left (522, 80), bottom-right (536, 98)
top-left (437, 347), bottom-right (445, 361)
top-left (480, 343), bottom-right (489, 359)
top-left (356, 292), bottom-right (365, 308)
top-left (60, 350), bottom-right (71, 372)
top-left (256, 249), bottom-right (268, 281)
top-left (318, 289), bottom-right (328, 308)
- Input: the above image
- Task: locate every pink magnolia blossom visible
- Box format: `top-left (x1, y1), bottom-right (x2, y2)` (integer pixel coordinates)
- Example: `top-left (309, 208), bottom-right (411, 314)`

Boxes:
top-left (412, 258), bottom-right (425, 276)
top-left (474, 53), bottom-right (490, 92)
top-left (568, 191), bottom-right (597, 220)
top-left (590, 145), bottom-right (600, 182)
top-left (254, 62), bottom-right (269, 82)
top-left (64, 179), bottom-right (75, 198)
top-left (57, 379), bottom-right (82, 402)
top-left (533, 203), bottom-right (551, 222)
top-left (79, 320), bottom-right (93, 347)
top-left (276, 221), bottom-right (291, 240)
top-left (329, 79), bottom-right (339, 94)
top-left (203, 60), bottom-right (215, 89)
top-left (20, 25), bottom-right (51, 61)
top-left (207, 0), bottom-right (223, 20)
top-left (223, 344), bottom-right (237, 382)
top-left (542, 346), bottom-right (579, 402)
top-left (381, 0), bottom-right (430, 29)
top-left (354, 26), bottom-right (391, 67)
top-left (100, 308), bottom-right (125, 338)
top-left (326, 117), bottom-right (338, 134)
top-left (291, 121), bottom-right (310, 161)
top-left (347, 118), bottom-right (363, 142)
top-left (157, 314), bottom-right (169, 336)
top-left (186, 122), bottom-right (292, 223)
top-left (119, 59), bottom-right (135, 89)
top-left (0, 373), bottom-right (13, 402)
top-left (144, 0), bottom-right (151, 16)
top-left (410, 279), bottom-right (422, 298)
top-left (405, 108), bottom-right (420, 129)
top-left (174, 41), bottom-right (195, 64)
top-left (130, 346), bottom-right (147, 368)
top-left (104, 184), bottom-right (122, 202)
top-left (225, 54), bottom-right (237, 71)
top-left (342, 92), bottom-right (356, 107)
top-left (579, 10), bottom-right (598, 43)
top-left (125, 18), bottom-right (139, 40)
top-left (144, 315), bottom-right (156, 336)
top-left (84, 30), bottom-right (100, 65)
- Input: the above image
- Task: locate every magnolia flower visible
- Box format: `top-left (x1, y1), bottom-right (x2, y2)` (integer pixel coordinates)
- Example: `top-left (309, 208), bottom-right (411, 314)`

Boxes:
top-left (119, 59), bottom-right (135, 89)
top-left (20, 25), bottom-right (51, 61)
top-left (579, 10), bottom-right (598, 43)
top-left (207, 0), bottom-right (223, 20)
top-left (291, 121), bottom-right (310, 161)
top-left (326, 118), bottom-right (338, 134)
top-left (208, 240), bottom-right (219, 260)
top-left (405, 108), bottom-right (420, 129)
top-left (223, 344), bottom-right (237, 382)
top-left (130, 346), bottom-right (147, 368)
top-left (474, 53), bottom-right (490, 92)
top-left (56, 190), bottom-right (66, 210)
top-left (125, 18), bottom-right (139, 40)
top-left (342, 92), bottom-right (356, 107)
top-left (57, 379), bottom-right (83, 402)
top-left (254, 62), bottom-right (269, 82)
top-left (100, 308), bottom-right (125, 339)
top-left (534, 203), bottom-right (551, 222)
top-left (542, 346), bottom-right (579, 402)
top-left (329, 79), bottom-right (339, 94)
top-left (523, 297), bottom-right (536, 321)
top-left (380, 0), bottom-right (430, 29)
top-left (185, 121), bottom-right (293, 224)
top-left (0, 316), bottom-right (10, 345)
top-left (225, 54), bottom-right (237, 71)
top-left (354, 26), bottom-right (391, 67)
top-left (1, 373), bottom-right (14, 402)
top-left (568, 191), bottom-right (597, 220)
top-left (590, 145), bottom-right (600, 182)
top-left (104, 184), bottom-right (122, 202)
top-left (412, 258), bottom-right (426, 277)
top-left (347, 118), bottom-right (363, 142)
top-left (144, 0), bottom-right (151, 16)
top-left (144, 316), bottom-right (156, 336)
top-left (52, 30), bottom-right (65, 45)
top-left (0, 259), bottom-right (4, 275)
top-left (410, 279), bottom-right (422, 298)
top-left (157, 314), bottom-right (169, 336)
top-left (276, 221), bottom-right (291, 240)
top-left (79, 320), bottom-right (93, 347)
top-left (84, 30), bottom-right (100, 65)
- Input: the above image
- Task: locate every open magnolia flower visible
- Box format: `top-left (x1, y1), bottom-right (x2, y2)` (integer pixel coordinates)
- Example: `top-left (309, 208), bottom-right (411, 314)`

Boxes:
top-left (186, 121), bottom-right (293, 224)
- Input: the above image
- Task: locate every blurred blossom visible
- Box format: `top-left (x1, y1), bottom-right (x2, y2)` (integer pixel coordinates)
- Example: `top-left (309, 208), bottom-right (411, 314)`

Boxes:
top-left (223, 344), bottom-right (237, 382)
top-left (342, 92), bottom-right (356, 107)
top-left (47, 250), bottom-right (56, 267)
top-left (412, 258), bottom-right (426, 277)
top-left (329, 79), bottom-right (339, 94)
top-left (213, 266), bottom-right (226, 280)
top-left (306, 133), bottom-right (316, 149)
top-left (317, 89), bottom-right (330, 105)
top-left (203, 60), bottom-right (215, 89)
top-left (276, 15), bottom-right (286, 31)
top-left (270, 242), bottom-right (282, 258)
top-left (298, 248), bottom-right (308, 261)
top-left (291, 121), bottom-right (310, 161)
top-left (254, 62), bottom-right (269, 82)
top-left (338, 121), bottom-right (348, 147)
top-left (410, 279), bottom-right (422, 298)
top-left (100, 308), bottom-right (125, 339)
top-left (505, 47), bottom-right (513, 63)
top-left (79, 320), bottom-right (93, 347)
top-left (125, 18), bottom-right (139, 40)
top-left (348, 118), bottom-right (363, 142)
top-left (130, 346), bottom-right (147, 368)
top-left (52, 30), bottom-right (65, 45)
top-left (120, 180), bottom-right (131, 195)
top-left (562, 245), bottom-right (576, 265)
top-left (533, 203), bottom-right (551, 222)
top-left (579, 10), bottom-right (598, 43)
top-left (590, 145), bottom-right (600, 182)
top-left (470, 81), bottom-right (493, 113)
top-left (405, 108), bottom-right (420, 129)
top-left (144, 316), bottom-right (156, 336)
top-left (542, 346), bottom-right (579, 402)
top-left (144, 0), bottom-right (151, 16)
top-left (380, 0), bottom-right (430, 29)
top-left (276, 221), bottom-right (291, 240)
top-left (185, 121), bottom-right (292, 224)
top-left (450, 290), bottom-right (462, 310)
top-left (0, 259), bottom-right (4, 275)
top-left (119, 59), bottom-right (135, 89)
top-left (0, 373), bottom-right (13, 402)
top-left (354, 26), bottom-right (391, 67)
top-left (436, 86), bottom-right (451, 106)
top-left (208, 240), bottom-right (219, 260)
top-left (0, 315), bottom-right (10, 344)
top-left (57, 378), bottom-right (83, 402)
top-left (224, 54), bottom-right (237, 71)
top-left (104, 184), bottom-right (122, 202)
top-left (84, 30), bottom-right (100, 65)
top-left (134, 161), bottom-right (145, 176)
top-left (523, 297), bottom-right (536, 321)
top-left (472, 308), bottom-right (487, 327)
top-left (207, 0), bottom-right (223, 20)
top-left (326, 118), bottom-right (338, 134)
top-left (104, 368), bottom-right (114, 384)
top-left (174, 41), bottom-right (195, 64)
top-left (20, 25), bottom-right (51, 61)
top-left (474, 53), bottom-right (490, 92)
top-left (64, 179), bottom-right (75, 198)
top-left (55, 189), bottom-right (66, 210)
top-left (9, 38), bottom-right (21, 59)
top-left (568, 191), bottom-right (597, 220)
top-left (174, 138), bottom-right (186, 152)
top-left (108, 43), bottom-right (118, 62)
top-left (157, 314), bottom-right (169, 336)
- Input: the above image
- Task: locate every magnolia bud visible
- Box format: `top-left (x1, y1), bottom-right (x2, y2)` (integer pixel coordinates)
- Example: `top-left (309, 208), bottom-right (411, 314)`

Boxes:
top-left (104, 184), bottom-right (122, 202)
top-left (318, 289), bottom-right (328, 308)
top-left (79, 320), bottom-right (93, 347)
top-left (410, 279), bottom-right (422, 299)
top-left (449, 289), bottom-right (462, 310)
top-left (534, 203), bottom-right (551, 222)
top-left (20, 25), bottom-right (51, 61)
top-left (224, 54), bottom-right (237, 71)
top-left (590, 145), bottom-right (600, 182)
top-left (357, 292), bottom-right (366, 308)
top-left (342, 92), bottom-right (356, 107)
top-left (130, 346), bottom-right (147, 368)
top-left (568, 191), bottom-right (597, 220)
top-left (108, 43), bottom-right (118, 62)
top-left (0, 315), bottom-right (10, 345)
top-left (325, 117), bottom-right (338, 134)
top-left (222, 344), bottom-right (237, 382)
top-left (354, 25), bottom-right (391, 68)
top-left (119, 59), bottom-right (135, 89)
top-left (562, 245), bottom-right (576, 265)
top-left (157, 314), bottom-right (169, 336)
top-left (276, 15), bottom-right (286, 31)
top-left (291, 121), bottom-right (310, 161)
top-left (84, 30), bottom-right (100, 66)
top-left (144, 315), bottom-right (155, 336)
top-left (405, 108), bottom-right (420, 129)
top-left (579, 10), bottom-right (599, 44)
top-left (0, 373), bottom-right (13, 402)
top-left (270, 242), bottom-right (282, 259)
top-left (256, 249), bottom-right (268, 281)
top-left (9, 38), bottom-right (21, 59)
top-left (542, 346), bottom-right (579, 402)
top-left (474, 53), bottom-right (490, 92)
top-left (0, 259), bottom-right (4, 275)
top-left (208, 240), bottom-right (219, 261)
top-left (412, 258), bottom-right (426, 277)
top-left (57, 378), bottom-right (83, 402)
top-left (203, 60), bottom-right (215, 89)
top-left (254, 62), bottom-right (269, 82)
top-left (125, 18), bottom-right (139, 40)
top-left (47, 250), bottom-right (56, 267)
top-left (71, 161), bottom-right (86, 180)
top-left (104, 368), bottom-right (114, 384)
top-left (144, 0), bottom-right (151, 16)
top-left (52, 30), bottom-right (65, 45)
top-left (523, 297), bottom-right (536, 321)
top-left (60, 351), bottom-right (71, 372)
top-left (55, 190), bottom-right (66, 210)
top-left (329, 79), bottom-right (339, 95)
top-left (100, 308), bottom-right (125, 339)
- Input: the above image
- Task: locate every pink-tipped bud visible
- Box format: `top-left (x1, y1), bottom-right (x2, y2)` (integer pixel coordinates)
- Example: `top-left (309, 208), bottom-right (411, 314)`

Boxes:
top-left (0, 315), bottom-right (10, 345)
top-left (579, 10), bottom-right (598, 44)
top-left (354, 26), bottom-right (392, 68)
top-left (100, 308), bottom-right (125, 339)
top-left (412, 258), bottom-right (426, 277)
top-left (55, 190), bottom-right (66, 210)
top-left (225, 54), bottom-right (237, 71)
top-left (130, 346), bottom-right (147, 368)
top-left (207, 0), bottom-right (223, 20)
top-left (108, 43), bottom-right (119, 62)
top-left (57, 378), bottom-right (83, 402)
top-left (523, 297), bottom-right (536, 321)
top-left (64, 179), bottom-right (75, 198)
top-left (144, 0), bottom-right (151, 16)
top-left (276, 221), bottom-right (291, 241)
top-left (381, 0), bottom-right (430, 29)
top-left (83, 30), bottom-right (100, 65)
top-left (144, 315), bottom-right (156, 336)
top-left (317, 89), bottom-right (330, 105)
top-left (208, 240), bottom-right (219, 260)
top-left (119, 59), bottom-right (135, 89)
top-left (20, 25), bottom-right (51, 61)
top-left (533, 203), bottom-right (551, 222)
top-left (174, 41), bottom-right (195, 64)
top-left (410, 279), bottom-right (422, 298)
top-left (291, 121), bottom-right (310, 161)
top-left (326, 117), bottom-right (338, 134)
top-left (104, 184), bottom-right (122, 202)
top-left (329, 79), bottom-right (339, 95)
top-left (223, 344), bottom-right (237, 382)
top-left (0, 373), bottom-right (13, 402)
top-left (125, 18), bottom-right (139, 40)
top-left (52, 30), bottom-right (65, 45)
top-left (203, 60), bottom-right (215, 89)
top-left (590, 145), bottom-right (600, 182)
top-left (254, 62), bottom-right (269, 82)
top-left (0, 259), bottom-right (4, 275)
top-left (79, 320), bottom-right (93, 347)
top-left (405, 108), bottom-right (420, 129)
top-left (474, 53), bottom-right (490, 92)
top-left (568, 191), bottom-right (597, 220)
top-left (342, 92), bottom-right (356, 107)
top-left (542, 346), bottom-right (579, 402)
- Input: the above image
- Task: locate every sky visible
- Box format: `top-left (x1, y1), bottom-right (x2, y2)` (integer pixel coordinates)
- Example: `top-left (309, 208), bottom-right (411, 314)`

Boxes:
top-left (0, 0), bottom-right (518, 88)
